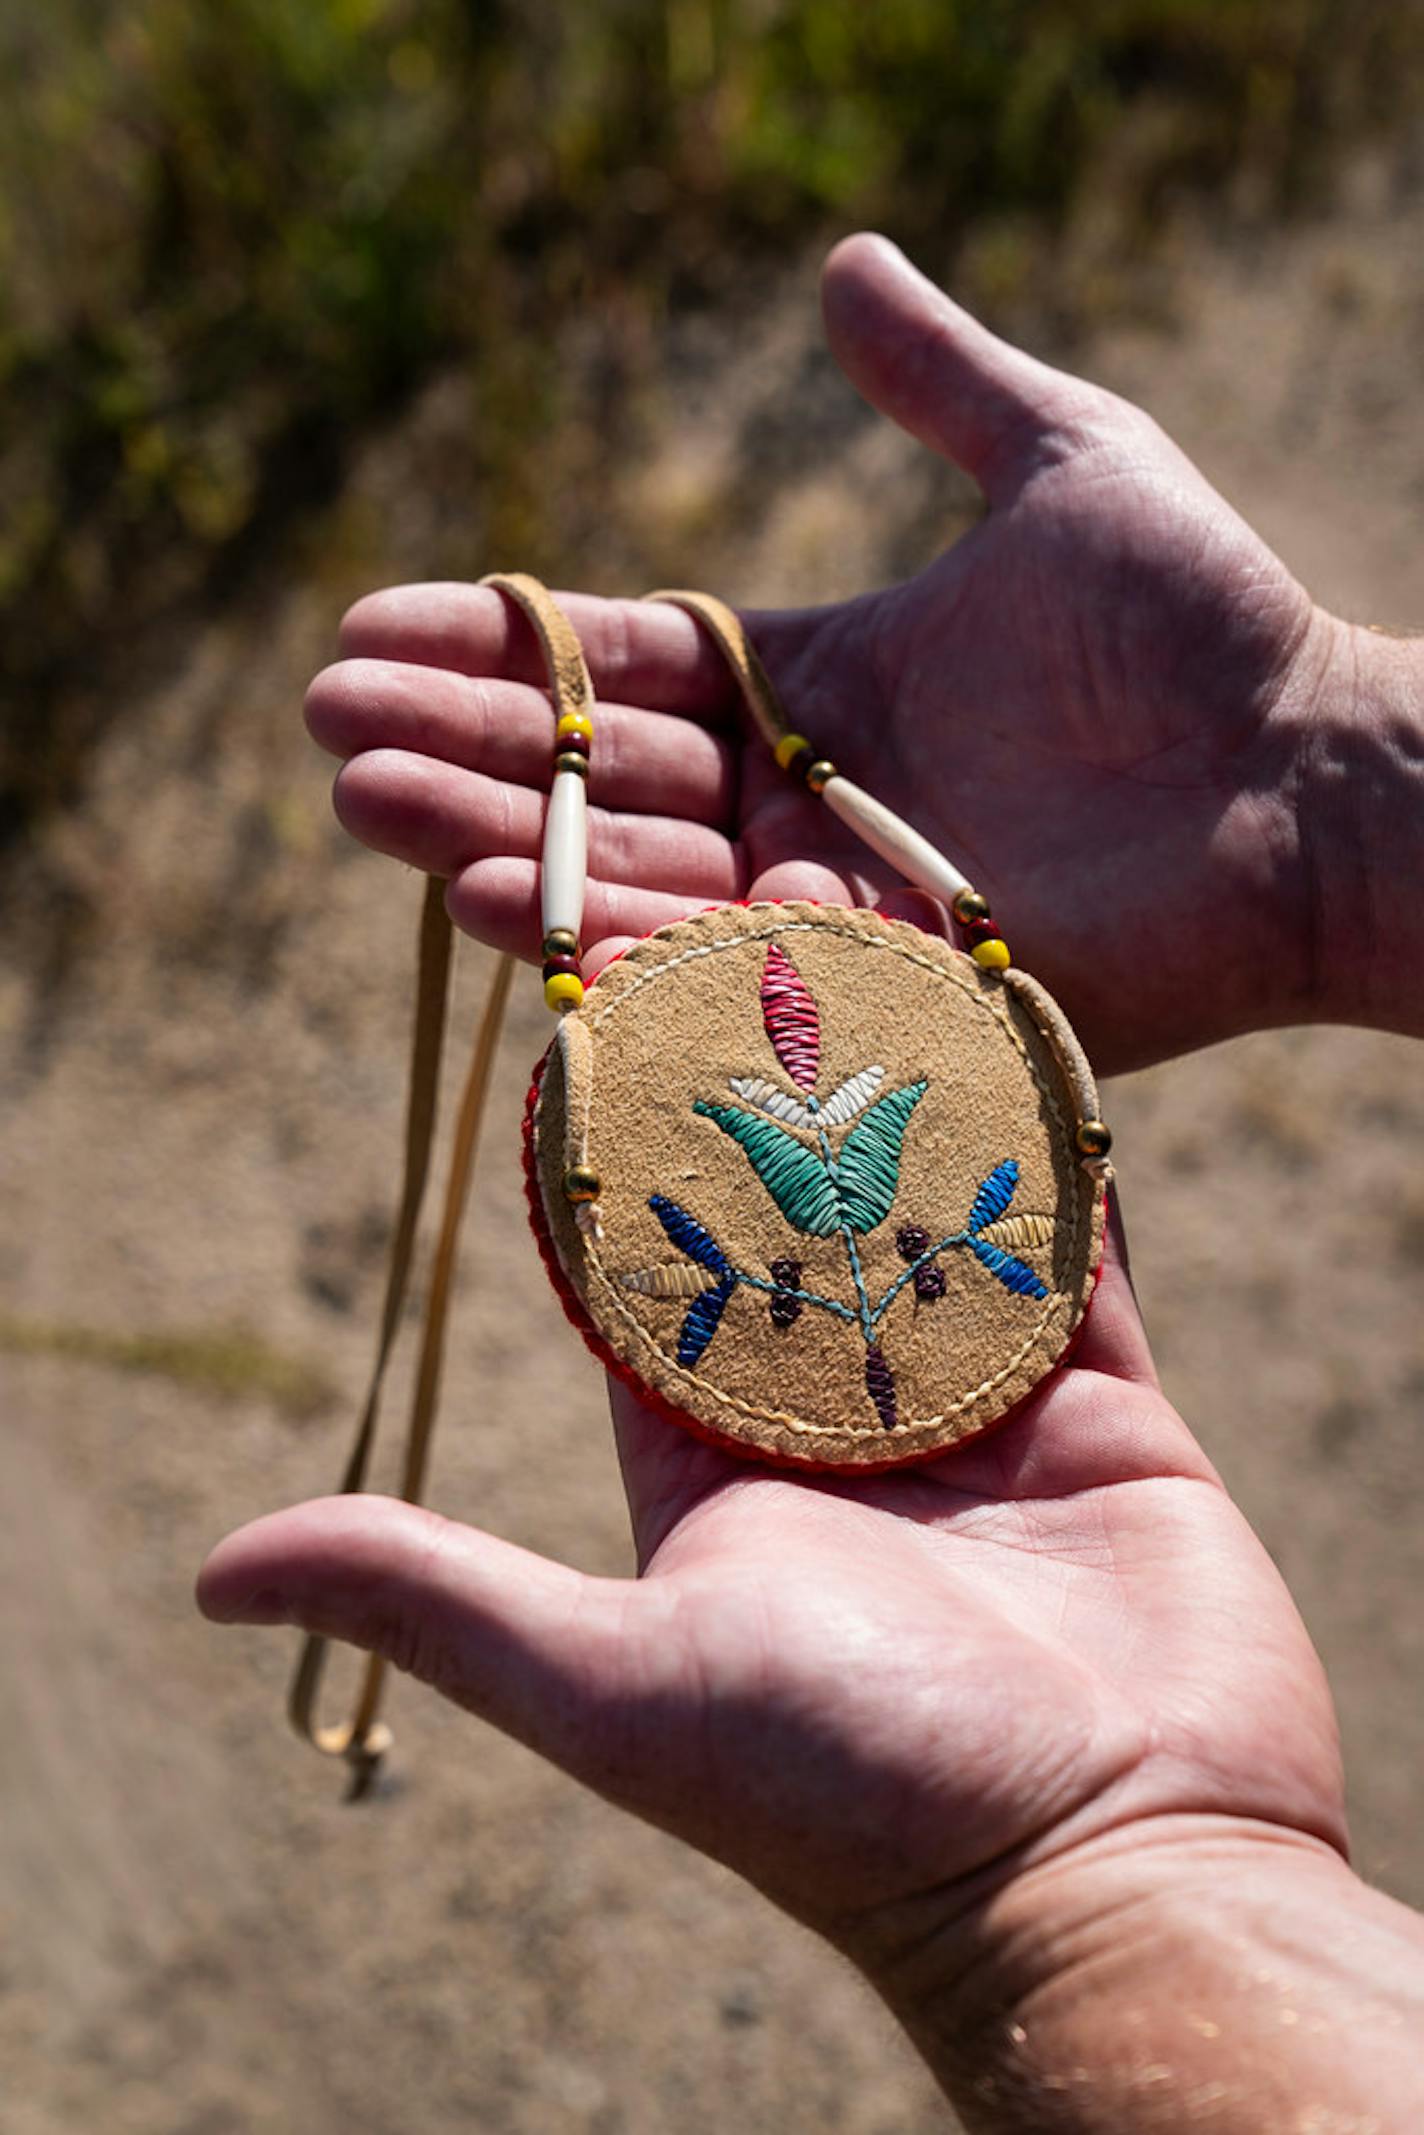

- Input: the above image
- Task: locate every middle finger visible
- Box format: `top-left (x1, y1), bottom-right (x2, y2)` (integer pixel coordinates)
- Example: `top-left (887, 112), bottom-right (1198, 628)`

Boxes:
top-left (306, 659), bottom-right (738, 831)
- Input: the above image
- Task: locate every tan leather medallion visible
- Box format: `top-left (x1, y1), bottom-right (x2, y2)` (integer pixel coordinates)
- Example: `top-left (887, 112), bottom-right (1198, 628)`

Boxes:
top-left (528, 901), bottom-right (1105, 1468)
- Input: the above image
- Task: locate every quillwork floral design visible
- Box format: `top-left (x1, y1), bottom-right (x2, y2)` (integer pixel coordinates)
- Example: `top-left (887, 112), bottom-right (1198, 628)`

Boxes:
top-left (618, 943), bottom-right (1055, 1429)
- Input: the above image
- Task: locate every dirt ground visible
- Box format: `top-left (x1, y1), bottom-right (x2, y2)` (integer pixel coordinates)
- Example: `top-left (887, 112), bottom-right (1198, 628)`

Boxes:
top-left (4, 182), bottom-right (1424, 2133)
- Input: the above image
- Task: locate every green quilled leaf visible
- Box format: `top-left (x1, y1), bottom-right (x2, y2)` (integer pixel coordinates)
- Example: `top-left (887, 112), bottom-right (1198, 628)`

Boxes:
top-left (693, 1101), bottom-right (842, 1234)
top-left (834, 1080), bottom-right (927, 1233)
top-left (693, 1078), bottom-right (928, 1238)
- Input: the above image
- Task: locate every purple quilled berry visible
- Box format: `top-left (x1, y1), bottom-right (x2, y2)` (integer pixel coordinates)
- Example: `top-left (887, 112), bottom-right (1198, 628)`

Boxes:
top-left (769, 1257), bottom-right (803, 1329)
top-left (913, 1264), bottom-right (947, 1302)
top-left (895, 1225), bottom-right (929, 1261)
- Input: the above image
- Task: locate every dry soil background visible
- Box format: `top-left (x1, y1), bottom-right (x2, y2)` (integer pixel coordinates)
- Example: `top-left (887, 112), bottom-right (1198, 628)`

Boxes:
top-left (4, 184), bottom-right (1424, 2134)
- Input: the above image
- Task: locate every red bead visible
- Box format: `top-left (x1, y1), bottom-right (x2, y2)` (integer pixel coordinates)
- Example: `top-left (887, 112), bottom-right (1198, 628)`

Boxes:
top-left (542, 954), bottom-right (581, 980)
top-left (962, 916), bottom-right (1002, 946)
top-left (555, 728), bottom-right (589, 757)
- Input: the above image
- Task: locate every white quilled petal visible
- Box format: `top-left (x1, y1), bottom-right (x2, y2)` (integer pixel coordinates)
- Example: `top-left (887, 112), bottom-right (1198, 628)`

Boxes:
top-left (818, 1065), bottom-right (885, 1125)
top-left (621, 1262), bottom-right (722, 1299)
top-left (728, 1076), bottom-right (814, 1129)
top-left (977, 1212), bottom-right (1055, 1251)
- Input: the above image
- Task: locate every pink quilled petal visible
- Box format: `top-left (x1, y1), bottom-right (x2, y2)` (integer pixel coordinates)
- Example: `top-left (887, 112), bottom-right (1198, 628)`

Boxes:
top-left (761, 943), bottom-right (820, 1091)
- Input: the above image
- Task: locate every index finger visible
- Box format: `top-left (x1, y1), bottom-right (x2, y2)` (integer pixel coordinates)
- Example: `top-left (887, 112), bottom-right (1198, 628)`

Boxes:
top-left (339, 584), bottom-right (743, 722)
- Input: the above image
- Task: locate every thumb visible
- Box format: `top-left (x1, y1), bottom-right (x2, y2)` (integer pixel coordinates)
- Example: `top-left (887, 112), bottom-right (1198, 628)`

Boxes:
top-left (197, 1495), bottom-right (676, 1780)
top-left (821, 231), bottom-right (1098, 499)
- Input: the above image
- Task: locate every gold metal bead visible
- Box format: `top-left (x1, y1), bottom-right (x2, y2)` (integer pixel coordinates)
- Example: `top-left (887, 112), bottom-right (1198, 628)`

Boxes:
top-left (1075, 1119), bottom-right (1113, 1159)
top-left (952, 888), bottom-right (991, 925)
top-left (542, 928), bottom-right (579, 960)
top-left (805, 759), bottom-right (837, 795)
top-left (562, 1165), bottom-right (601, 1203)
top-left (553, 750), bottom-right (590, 779)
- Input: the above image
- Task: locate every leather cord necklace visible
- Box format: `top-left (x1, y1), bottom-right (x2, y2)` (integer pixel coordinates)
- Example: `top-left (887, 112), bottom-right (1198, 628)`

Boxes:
top-left (290, 574), bottom-right (1112, 1792)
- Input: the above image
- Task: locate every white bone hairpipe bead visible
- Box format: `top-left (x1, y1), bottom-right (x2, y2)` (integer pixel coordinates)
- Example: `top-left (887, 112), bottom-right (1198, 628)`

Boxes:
top-left (819, 774), bottom-right (971, 904)
top-left (541, 768), bottom-right (588, 943)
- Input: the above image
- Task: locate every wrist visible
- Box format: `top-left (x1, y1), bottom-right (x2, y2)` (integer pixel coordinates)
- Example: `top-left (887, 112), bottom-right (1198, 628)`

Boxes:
top-left (1295, 612), bottom-right (1424, 1039)
top-left (848, 1815), bottom-right (1424, 2130)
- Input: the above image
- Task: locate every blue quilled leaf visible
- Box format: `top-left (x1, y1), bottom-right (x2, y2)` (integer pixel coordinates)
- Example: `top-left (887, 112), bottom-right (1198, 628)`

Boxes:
top-left (677, 1276), bottom-right (735, 1366)
top-left (692, 1102), bottom-right (841, 1236)
top-left (648, 1194), bottom-right (730, 1274)
top-left (834, 1080), bottom-right (927, 1235)
top-left (969, 1235), bottom-right (1048, 1299)
top-left (966, 1159), bottom-right (1019, 1236)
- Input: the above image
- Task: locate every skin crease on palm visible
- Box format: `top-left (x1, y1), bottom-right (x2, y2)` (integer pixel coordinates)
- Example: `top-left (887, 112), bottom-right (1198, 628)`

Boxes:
top-left (196, 233), bottom-right (1417, 2094)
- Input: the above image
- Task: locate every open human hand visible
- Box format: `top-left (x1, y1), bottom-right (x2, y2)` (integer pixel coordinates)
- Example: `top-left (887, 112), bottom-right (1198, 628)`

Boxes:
top-left (200, 1212), bottom-right (1344, 1991)
top-left (202, 234), bottom-right (1424, 2121)
top-left (307, 231), bottom-right (1353, 1075)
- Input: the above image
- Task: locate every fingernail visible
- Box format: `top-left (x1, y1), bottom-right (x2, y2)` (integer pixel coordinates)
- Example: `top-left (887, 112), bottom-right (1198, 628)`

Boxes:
top-left (200, 1584), bottom-right (288, 1625)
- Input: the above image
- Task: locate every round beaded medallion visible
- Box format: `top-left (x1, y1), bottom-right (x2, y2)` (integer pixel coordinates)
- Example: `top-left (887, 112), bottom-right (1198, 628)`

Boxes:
top-left (527, 900), bottom-right (1106, 1469)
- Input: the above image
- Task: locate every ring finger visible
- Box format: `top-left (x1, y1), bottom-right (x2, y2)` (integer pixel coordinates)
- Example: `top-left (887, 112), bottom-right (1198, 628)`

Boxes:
top-left (333, 748), bottom-right (741, 902)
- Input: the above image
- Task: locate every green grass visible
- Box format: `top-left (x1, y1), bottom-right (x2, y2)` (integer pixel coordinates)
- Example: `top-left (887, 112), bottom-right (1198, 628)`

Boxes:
top-left (0, 1311), bottom-right (338, 1420)
top-left (1, 0), bottom-right (1419, 852)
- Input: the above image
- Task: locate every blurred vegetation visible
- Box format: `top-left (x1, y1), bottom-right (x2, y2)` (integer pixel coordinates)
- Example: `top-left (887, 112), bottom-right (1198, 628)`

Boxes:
top-left (1, 0), bottom-right (1420, 849)
top-left (0, 1310), bottom-right (337, 1418)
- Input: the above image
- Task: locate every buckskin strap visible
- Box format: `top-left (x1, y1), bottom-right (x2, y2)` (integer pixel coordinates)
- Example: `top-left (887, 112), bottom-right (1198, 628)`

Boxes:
top-left (289, 896), bottom-right (516, 1794)
top-left (646, 588), bottom-right (790, 755)
top-left (289, 573), bottom-right (588, 1793)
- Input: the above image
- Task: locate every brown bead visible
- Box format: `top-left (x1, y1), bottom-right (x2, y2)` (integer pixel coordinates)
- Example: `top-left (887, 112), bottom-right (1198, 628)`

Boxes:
top-left (1075, 1120), bottom-right (1113, 1159)
top-left (542, 929), bottom-right (579, 960)
top-left (952, 888), bottom-right (991, 925)
top-left (553, 751), bottom-right (590, 779)
top-left (787, 744), bottom-right (818, 783)
top-left (805, 759), bottom-right (837, 794)
top-left (542, 954), bottom-right (580, 980)
top-left (562, 1165), bottom-right (601, 1203)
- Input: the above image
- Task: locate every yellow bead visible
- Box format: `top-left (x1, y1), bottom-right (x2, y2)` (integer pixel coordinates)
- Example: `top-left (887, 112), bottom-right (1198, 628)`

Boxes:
top-left (544, 971), bottom-right (585, 1013)
top-left (555, 712), bottom-right (593, 745)
top-left (970, 938), bottom-right (1011, 970)
top-left (773, 731), bottom-right (812, 771)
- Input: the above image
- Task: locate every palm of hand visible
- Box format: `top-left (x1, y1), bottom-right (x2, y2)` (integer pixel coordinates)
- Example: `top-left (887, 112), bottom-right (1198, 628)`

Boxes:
top-left (570, 1244), bottom-right (1342, 1942)
top-left (736, 429), bottom-right (1315, 1068)
top-left (199, 1242), bottom-right (1343, 1948)
top-left (313, 237), bottom-right (1326, 1073)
